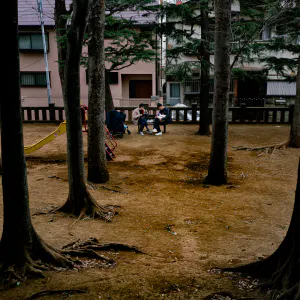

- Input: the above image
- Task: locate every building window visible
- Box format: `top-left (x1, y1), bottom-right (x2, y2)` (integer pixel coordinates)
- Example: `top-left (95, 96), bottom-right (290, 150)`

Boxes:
top-left (107, 72), bottom-right (118, 84)
top-left (86, 70), bottom-right (118, 84)
top-left (19, 32), bottom-right (49, 52)
top-left (129, 80), bottom-right (152, 98)
top-left (20, 72), bottom-right (48, 87)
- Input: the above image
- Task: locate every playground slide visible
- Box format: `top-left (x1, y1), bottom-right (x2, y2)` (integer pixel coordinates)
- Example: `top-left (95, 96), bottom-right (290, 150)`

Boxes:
top-left (24, 121), bottom-right (67, 155)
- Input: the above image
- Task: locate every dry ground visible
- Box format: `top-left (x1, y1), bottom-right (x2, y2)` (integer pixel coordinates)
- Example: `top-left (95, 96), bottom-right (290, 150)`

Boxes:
top-left (0, 124), bottom-right (299, 300)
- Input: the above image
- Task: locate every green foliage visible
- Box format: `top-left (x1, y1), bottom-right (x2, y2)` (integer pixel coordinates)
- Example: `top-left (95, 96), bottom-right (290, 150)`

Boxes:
top-left (57, 0), bottom-right (158, 72)
top-left (251, 0), bottom-right (300, 76)
top-left (101, 13), bottom-right (158, 71)
top-left (157, 0), bottom-right (269, 81)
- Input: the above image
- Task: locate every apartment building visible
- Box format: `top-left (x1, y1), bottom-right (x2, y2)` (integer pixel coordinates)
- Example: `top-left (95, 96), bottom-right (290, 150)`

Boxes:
top-left (161, 0), bottom-right (297, 106)
top-left (19, 0), bottom-right (159, 107)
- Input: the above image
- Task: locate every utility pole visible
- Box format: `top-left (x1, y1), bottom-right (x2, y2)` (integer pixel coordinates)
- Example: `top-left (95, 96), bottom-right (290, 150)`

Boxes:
top-left (37, 0), bottom-right (52, 106)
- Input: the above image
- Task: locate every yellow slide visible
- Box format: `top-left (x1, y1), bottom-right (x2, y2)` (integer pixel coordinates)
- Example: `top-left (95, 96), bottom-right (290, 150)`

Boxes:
top-left (24, 121), bottom-right (67, 155)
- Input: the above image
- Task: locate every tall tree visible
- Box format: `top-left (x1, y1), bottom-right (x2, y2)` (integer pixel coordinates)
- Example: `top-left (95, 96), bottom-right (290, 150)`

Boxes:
top-left (204, 0), bottom-right (231, 185)
top-left (87, 0), bottom-right (109, 183)
top-left (159, 1), bottom-right (264, 136)
top-left (0, 0), bottom-right (72, 281)
top-left (291, 55), bottom-right (300, 147)
top-left (198, 0), bottom-right (211, 136)
top-left (86, 1), bottom-right (158, 112)
top-left (55, 0), bottom-right (72, 88)
top-left (58, 0), bottom-right (113, 220)
top-left (250, 0), bottom-right (300, 148)
top-left (232, 0), bottom-right (300, 150)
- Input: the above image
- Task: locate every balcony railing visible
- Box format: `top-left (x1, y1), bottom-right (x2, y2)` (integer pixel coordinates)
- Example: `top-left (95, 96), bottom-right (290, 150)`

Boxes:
top-left (184, 78), bottom-right (234, 94)
top-left (183, 80), bottom-right (200, 94)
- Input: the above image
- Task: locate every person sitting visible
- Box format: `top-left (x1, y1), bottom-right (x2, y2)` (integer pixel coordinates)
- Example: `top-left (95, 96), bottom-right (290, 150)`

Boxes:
top-left (132, 103), bottom-right (151, 136)
top-left (153, 103), bottom-right (172, 136)
top-left (106, 109), bottom-right (128, 137)
top-left (119, 108), bottom-right (131, 135)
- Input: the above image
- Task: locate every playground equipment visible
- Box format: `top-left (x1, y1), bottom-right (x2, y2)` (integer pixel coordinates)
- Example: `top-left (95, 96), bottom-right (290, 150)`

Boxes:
top-left (105, 128), bottom-right (117, 161)
top-left (24, 112), bottom-right (117, 161)
top-left (81, 104), bottom-right (88, 133)
top-left (24, 121), bottom-right (66, 155)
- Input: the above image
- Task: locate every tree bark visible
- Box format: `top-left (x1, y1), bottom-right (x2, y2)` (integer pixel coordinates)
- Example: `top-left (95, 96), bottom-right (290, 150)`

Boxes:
top-left (105, 71), bottom-right (115, 112)
top-left (54, 0), bottom-right (69, 88)
top-left (204, 0), bottom-right (231, 185)
top-left (58, 0), bottom-right (113, 220)
top-left (289, 56), bottom-right (300, 148)
top-left (0, 0), bottom-right (71, 282)
top-left (197, 2), bottom-right (211, 136)
top-left (87, 0), bottom-right (110, 183)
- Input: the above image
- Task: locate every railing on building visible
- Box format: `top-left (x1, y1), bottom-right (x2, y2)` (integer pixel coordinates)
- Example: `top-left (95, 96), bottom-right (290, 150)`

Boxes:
top-left (183, 80), bottom-right (200, 94)
top-left (22, 103), bottom-right (294, 125)
top-left (184, 78), bottom-right (234, 95)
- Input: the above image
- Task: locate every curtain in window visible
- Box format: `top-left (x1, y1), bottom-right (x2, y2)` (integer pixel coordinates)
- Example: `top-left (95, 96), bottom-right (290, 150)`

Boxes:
top-left (21, 74), bottom-right (35, 86)
top-left (31, 34), bottom-right (44, 50)
top-left (35, 73), bottom-right (47, 86)
top-left (19, 35), bottom-right (31, 49)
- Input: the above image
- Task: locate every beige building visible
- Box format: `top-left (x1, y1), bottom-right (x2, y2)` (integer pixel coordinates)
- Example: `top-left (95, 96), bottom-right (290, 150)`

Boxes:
top-left (19, 0), bottom-right (159, 107)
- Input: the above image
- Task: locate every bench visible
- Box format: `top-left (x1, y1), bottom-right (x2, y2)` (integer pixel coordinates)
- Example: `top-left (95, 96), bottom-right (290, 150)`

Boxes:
top-left (137, 121), bottom-right (167, 133)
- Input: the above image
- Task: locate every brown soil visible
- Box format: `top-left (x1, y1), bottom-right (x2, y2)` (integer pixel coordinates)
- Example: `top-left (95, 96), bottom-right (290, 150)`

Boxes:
top-left (0, 123), bottom-right (299, 299)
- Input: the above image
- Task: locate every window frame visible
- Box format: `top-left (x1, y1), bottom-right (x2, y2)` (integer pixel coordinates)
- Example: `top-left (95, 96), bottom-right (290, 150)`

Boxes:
top-left (20, 71), bottom-right (50, 87)
top-left (19, 32), bottom-right (50, 53)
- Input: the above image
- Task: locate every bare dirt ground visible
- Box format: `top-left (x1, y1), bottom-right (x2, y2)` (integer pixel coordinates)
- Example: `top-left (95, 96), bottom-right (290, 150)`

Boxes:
top-left (0, 124), bottom-right (299, 300)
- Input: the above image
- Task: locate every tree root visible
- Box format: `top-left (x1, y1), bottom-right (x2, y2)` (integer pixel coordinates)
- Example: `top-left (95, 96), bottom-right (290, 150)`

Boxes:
top-left (275, 284), bottom-right (300, 300)
top-left (62, 237), bottom-right (144, 254)
top-left (57, 187), bottom-right (117, 223)
top-left (0, 234), bottom-right (74, 286)
top-left (233, 139), bottom-right (290, 154)
top-left (62, 249), bottom-right (115, 264)
top-left (25, 289), bottom-right (87, 300)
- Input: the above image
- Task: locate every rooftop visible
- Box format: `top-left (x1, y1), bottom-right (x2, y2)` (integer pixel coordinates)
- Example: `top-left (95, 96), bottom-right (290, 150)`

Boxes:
top-left (18, 0), bottom-right (158, 26)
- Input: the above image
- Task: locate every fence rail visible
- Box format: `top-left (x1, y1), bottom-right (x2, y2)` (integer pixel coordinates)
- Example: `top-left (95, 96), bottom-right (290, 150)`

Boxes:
top-left (22, 104), bottom-right (294, 125)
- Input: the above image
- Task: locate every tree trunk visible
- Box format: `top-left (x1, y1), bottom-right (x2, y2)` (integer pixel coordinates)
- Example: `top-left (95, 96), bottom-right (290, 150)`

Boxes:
top-left (289, 56), bottom-right (300, 148)
top-left (54, 0), bottom-right (69, 88)
top-left (0, 0), bottom-right (71, 282)
top-left (197, 2), bottom-right (211, 136)
top-left (58, 0), bottom-right (113, 220)
top-left (87, 0), bottom-right (109, 183)
top-left (227, 159), bottom-right (300, 299)
top-left (204, 0), bottom-right (231, 185)
top-left (105, 71), bottom-right (115, 112)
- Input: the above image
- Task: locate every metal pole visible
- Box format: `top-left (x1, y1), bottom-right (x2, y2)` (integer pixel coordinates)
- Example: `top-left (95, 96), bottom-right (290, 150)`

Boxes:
top-left (37, 0), bottom-right (51, 106)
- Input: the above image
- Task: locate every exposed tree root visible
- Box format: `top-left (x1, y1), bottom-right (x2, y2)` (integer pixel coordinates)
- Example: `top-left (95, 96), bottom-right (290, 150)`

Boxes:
top-left (62, 249), bottom-right (115, 264)
top-left (62, 237), bottom-right (144, 254)
top-left (57, 187), bottom-right (116, 222)
top-left (233, 139), bottom-right (290, 154)
top-left (0, 233), bottom-right (73, 286)
top-left (25, 289), bottom-right (87, 300)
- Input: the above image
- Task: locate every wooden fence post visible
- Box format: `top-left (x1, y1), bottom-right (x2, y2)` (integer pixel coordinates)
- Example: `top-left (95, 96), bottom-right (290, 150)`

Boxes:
top-left (49, 103), bottom-right (56, 121)
top-left (192, 104), bottom-right (197, 122)
top-left (289, 104), bottom-right (295, 124)
top-left (240, 103), bottom-right (247, 123)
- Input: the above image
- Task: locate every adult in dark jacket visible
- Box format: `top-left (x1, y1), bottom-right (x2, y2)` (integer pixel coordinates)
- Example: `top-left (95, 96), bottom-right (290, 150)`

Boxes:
top-left (153, 103), bottom-right (172, 136)
top-left (106, 110), bottom-right (125, 134)
top-left (106, 110), bottom-right (131, 135)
